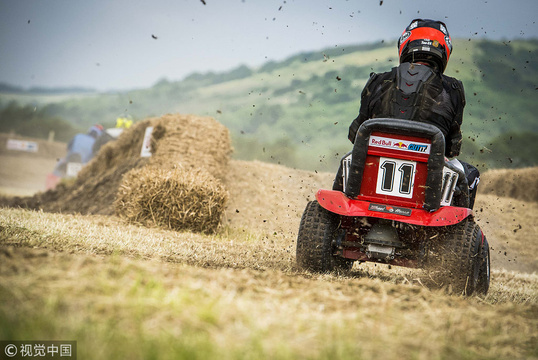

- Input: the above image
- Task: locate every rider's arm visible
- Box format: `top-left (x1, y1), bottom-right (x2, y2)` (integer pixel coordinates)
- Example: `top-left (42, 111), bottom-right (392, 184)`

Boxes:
top-left (348, 73), bottom-right (379, 143)
top-left (446, 79), bottom-right (466, 158)
top-left (348, 113), bottom-right (368, 144)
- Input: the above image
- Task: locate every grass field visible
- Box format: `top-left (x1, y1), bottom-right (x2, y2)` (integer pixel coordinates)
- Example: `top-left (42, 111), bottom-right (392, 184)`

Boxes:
top-left (1, 131), bottom-right (537, 359)
top-left (1, 207), bottom-right (537, 360)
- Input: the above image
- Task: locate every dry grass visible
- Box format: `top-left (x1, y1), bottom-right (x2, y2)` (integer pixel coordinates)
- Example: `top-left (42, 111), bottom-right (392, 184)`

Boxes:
top-left (223, 159), bottom-right (334, 237)
top-left (0, 128), bottom-right (537, 358)
top-left (0, 207), bottom-right (294, 271)
top-left (474, 194), bottom-right (538, 272)
top-left (479, 167), bottom-right (538, 203)
top-left (1, 207), bottom-right (537, 359)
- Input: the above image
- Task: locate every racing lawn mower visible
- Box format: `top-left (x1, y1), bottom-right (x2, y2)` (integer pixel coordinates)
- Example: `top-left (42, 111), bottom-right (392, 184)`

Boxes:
top-left (296, 119), bottom-right (490, 295)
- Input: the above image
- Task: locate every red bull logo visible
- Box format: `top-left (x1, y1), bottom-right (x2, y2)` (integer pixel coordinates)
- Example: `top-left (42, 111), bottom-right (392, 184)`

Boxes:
top-left (369, 135), bottom-right (431, 154)
top-left (371, 138), bottom-right (392, 146)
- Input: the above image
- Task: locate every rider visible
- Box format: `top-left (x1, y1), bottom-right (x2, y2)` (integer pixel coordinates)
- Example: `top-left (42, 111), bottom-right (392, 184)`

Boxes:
top-left (51, 125), bottom-right (104, 177)
top-left (92, 115), bottom-right (133, 154)
top-left (335, 19), bottom-right (480, 208)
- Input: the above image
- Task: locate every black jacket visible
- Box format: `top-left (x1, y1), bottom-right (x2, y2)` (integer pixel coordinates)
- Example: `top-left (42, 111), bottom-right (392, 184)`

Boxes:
top-left (348, 62), bottom-right (466, 158)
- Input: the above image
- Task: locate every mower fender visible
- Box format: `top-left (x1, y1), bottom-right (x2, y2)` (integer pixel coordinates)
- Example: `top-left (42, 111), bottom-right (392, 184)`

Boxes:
top-left (316, 189), bottom-right (472, 227)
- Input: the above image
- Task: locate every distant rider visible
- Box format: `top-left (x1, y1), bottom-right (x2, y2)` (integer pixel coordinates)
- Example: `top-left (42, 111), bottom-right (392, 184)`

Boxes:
top-left (335, 18), bottom-right (480, 208)
top-left (92, 116), bottom-right (133, 154)
top-left (46, 124), bottom-right (104, 189)
top-left (63, 124), bottom-right (104, 164)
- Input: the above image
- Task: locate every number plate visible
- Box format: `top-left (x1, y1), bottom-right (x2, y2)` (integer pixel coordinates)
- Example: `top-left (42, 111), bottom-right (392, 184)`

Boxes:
top-left (376, 157), bottom-right (416, 199)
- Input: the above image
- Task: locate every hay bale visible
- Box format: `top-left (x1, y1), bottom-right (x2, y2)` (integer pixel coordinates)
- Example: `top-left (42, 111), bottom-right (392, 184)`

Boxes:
top-left (3, 113), bottom-right (233, 220)
top-left (34, 119), bottom-right (158, 215)
top-left (115, 166), bottom-right (228, 234)
top-left (147, 114), bottom-right (232, 181)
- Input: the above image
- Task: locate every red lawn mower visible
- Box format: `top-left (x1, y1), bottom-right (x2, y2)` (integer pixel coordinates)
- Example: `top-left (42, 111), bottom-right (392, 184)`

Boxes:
top-left (296, 119), bottom-right (490, 295)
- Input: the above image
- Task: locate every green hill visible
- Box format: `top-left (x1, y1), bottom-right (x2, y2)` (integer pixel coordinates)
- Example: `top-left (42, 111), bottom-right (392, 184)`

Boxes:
top-left (1, 39), bottom-right (537, 171)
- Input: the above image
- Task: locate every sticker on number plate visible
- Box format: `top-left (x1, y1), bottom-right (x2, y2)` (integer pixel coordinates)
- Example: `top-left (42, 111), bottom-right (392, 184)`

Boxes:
top-left (368, 203), bottom-right (412, 217)
top-left (376, 157), bottom-right (416, 199)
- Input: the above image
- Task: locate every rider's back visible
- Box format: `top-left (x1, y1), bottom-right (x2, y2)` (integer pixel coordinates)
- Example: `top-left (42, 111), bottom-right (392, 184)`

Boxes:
top-left (348, 62), bottom-right (465, 158)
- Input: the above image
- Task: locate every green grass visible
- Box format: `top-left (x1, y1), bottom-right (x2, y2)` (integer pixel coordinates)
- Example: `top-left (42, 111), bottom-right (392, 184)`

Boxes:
top-left (2, 39), bottom-right (537, 172)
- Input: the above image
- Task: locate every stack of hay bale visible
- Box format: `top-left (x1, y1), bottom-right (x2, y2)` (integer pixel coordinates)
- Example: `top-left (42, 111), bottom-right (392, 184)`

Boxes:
top-left (3, 113), bottom-right (234, 234)
top-left (114, 114), bottom-right (232, 234)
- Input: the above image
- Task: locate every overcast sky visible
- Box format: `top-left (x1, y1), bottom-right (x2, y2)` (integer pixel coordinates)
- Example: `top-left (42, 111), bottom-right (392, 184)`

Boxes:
top-left (0, 0), bottom-right (536, 91)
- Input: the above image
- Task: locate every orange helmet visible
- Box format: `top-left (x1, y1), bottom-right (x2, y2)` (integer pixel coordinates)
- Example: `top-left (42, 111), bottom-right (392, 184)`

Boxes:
top-left (398, 19), bottom-right (453, 73)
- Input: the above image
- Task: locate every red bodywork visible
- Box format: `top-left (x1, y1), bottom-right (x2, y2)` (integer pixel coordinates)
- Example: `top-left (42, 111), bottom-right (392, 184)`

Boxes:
top-left (356, 131), bottom-right (430, 208)
top-left (319, 131), bottom-right (472, 226)
top-left (316, 189), bottom-right (471, 227)
top-left (317, 131), bottom-right (472, 266)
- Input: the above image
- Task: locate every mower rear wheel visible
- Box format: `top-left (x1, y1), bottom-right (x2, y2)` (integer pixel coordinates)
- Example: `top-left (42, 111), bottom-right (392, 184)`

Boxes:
top-left (296, 200), bottom-right (352, 273)
top-left (438, 218), bottom-right (488, 295)
top-left (476, 236), bottom-right (491, 295)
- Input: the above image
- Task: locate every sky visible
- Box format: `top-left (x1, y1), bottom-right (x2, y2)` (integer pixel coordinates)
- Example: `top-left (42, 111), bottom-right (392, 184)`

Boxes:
top-left (0, 0), bottom-right (537, 92)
